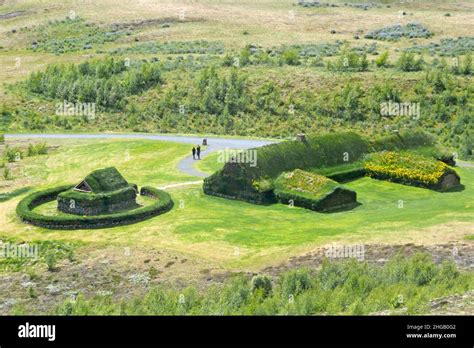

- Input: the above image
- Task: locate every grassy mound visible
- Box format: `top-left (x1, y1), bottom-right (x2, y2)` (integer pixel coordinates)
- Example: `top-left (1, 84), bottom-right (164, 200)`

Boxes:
top-left (273, 169), bottom-right (357, 212)
top-left (364, 151), bottom-right (460, 190)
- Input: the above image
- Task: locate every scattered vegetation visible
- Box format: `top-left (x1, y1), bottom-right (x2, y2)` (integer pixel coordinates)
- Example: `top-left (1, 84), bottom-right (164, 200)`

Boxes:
top-left (0, 236), bottom-right (77, 272)
top-left (112, 40), bottom-right (225, 55)
top-left (365, 23), bottom-right (432, 41)
top-left (407, 37), bottom-right (474, 57)
top-left (52, 253), bottom-right (474, 315)
top-left (26, 17), bottom-right (129, 54)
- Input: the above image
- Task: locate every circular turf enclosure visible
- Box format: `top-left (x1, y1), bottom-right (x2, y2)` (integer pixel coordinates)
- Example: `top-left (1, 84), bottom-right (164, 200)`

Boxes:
top-left (16, 185), bottom-right (173, 230)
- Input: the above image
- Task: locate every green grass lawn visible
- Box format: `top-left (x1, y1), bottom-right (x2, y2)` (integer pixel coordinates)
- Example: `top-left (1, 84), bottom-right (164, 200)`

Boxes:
top-left (1, 139), bottom-right (472, 270)
top-left (196, 151), bottom-right (225, 174)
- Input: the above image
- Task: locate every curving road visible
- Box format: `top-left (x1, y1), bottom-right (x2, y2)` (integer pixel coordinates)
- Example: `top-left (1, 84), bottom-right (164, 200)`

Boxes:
top-left (5, 133), bottom-right (277, 178)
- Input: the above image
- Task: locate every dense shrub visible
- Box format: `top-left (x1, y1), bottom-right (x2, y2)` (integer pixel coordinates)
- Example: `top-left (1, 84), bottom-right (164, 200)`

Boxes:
top-left (327, 49), bottom-right (369, 72)
top-left (25, 58), bottom-right (162, 110)
top-left (251, 275), bottom-right (273, 297)
top-left (27, 142), bottom-right (48, 156)
top-left (375, 51), bottom-right (390, 67)
top-left (397, 52), bottom-right (424, 72)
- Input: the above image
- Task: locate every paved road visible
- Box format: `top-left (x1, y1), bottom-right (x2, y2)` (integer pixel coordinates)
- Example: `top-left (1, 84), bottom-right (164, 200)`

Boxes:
top-left (456, 160), bottom-right (474, 168)
top-left (5, 133), bottom-right (276, 177)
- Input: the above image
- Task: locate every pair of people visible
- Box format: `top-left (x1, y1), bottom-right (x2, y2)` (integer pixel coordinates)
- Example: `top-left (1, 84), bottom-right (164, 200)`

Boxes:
top-left (192, 145), bottom-right (201, 160)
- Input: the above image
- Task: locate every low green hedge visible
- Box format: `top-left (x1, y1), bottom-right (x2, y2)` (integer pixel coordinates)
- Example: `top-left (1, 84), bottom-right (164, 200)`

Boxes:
top-left (16, 185), bottom-right (173, 230)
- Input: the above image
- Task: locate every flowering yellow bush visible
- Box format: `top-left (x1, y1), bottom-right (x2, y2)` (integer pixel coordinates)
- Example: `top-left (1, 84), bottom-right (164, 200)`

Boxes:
top-left (364, 151), bottom-right (449, 186)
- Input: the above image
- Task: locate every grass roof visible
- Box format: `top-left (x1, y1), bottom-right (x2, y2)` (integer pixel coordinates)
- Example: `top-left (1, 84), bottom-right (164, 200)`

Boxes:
top-left (83, 167), bottom-right (130, 193)
top-left (274, 169), bottom-right (340, 201)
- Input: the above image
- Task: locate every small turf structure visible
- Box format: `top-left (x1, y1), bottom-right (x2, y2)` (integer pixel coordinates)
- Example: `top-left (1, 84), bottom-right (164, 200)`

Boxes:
top-left (17, 167), bottom-right (173, 229)
top-left (273, 169), bottom-right (357, 212)
top-left (364, 151), bottom-right (460, 190)
top-left (57, 167), bottom-right (138, 215)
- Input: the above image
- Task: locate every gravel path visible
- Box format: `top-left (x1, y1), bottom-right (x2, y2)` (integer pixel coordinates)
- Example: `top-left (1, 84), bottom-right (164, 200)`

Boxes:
top-left (5, 133), bottom-right (276, 177)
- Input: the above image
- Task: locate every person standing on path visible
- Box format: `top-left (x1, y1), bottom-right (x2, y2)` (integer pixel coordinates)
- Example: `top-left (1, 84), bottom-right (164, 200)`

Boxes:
top-left (192, 146), bottom-right (196, 160)
top-left (196, 145), bottom-right (201, 160)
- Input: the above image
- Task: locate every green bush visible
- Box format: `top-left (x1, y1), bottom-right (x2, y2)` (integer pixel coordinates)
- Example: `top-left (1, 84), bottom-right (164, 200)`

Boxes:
top-left (251, 275), bottom-right (273, 297)
top-left (281, 49), bottom-right (300, 66)
top-left (278, 269), bottom-right (312, 297)
top-left (4, 145), bottom-right (23, 162)
top-left (375, 51), bottom-right (390, 67)
top-left (16, 185), bottom-right (173, 229)
top-left (397, 52), bottom-right (424, 72)
top-left (328, 49), bottom-right (369, 72)
top-left (27, 142), bottom-right (48, 156)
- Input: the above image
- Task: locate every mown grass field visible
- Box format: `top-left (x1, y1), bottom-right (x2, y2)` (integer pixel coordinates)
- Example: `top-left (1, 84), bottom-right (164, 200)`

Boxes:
top-left (1, 139), bottom-right (472, 271)
top-left (0, 0), bottom-right (473, 315)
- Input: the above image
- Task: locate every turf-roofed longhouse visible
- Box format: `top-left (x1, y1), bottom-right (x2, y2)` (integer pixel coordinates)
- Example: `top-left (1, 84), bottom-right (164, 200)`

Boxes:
top-left (57, 167), bottom-right (138, 215)
top-left (203, 130), bottom-right (459, 211)
top-left (203, 132), bottom-right (370, 205)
